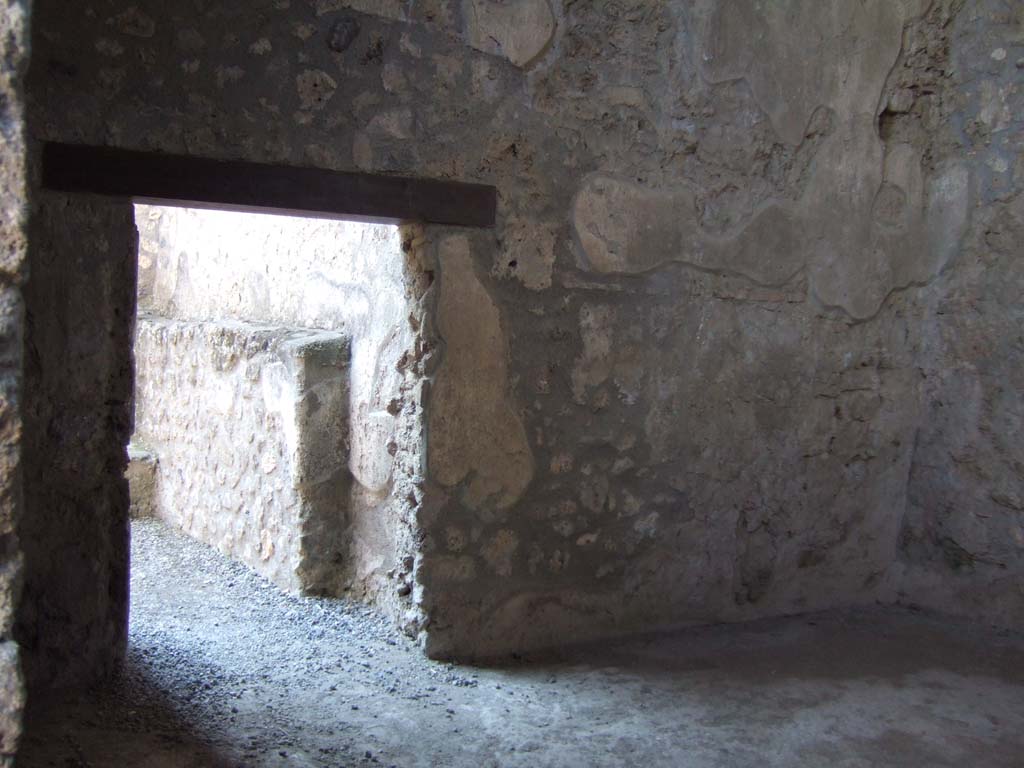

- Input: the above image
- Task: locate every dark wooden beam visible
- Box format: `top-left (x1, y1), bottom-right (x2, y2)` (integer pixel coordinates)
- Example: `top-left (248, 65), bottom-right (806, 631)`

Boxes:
top-left (41, 142), bottom-right (497, 228)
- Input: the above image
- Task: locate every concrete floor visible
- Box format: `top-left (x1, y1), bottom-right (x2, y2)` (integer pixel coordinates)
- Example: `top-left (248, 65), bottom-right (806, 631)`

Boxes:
top-left (19, 520), bottom-right (1024, 767)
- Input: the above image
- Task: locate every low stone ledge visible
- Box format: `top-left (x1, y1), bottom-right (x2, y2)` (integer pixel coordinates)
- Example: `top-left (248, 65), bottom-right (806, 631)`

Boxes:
top-left (132, 314), bottom-right (352, 595)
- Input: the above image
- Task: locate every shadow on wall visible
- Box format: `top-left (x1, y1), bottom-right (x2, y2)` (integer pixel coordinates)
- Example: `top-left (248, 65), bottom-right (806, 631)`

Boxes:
top-left (17, 192), bottom-right (137, 692)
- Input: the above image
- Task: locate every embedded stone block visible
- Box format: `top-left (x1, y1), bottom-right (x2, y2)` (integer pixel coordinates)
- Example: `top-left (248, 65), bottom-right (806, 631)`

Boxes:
top-left (126, 446), bottom-right (158, 519)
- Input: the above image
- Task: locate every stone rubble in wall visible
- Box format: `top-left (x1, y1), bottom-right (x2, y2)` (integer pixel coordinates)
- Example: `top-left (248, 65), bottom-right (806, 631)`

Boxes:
top-left (0, 0), bottom-right (29, 761)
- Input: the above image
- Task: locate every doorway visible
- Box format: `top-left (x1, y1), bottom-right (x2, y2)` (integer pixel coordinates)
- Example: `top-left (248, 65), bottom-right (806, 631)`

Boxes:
top-left (127, 203), bottom-right (422, 599)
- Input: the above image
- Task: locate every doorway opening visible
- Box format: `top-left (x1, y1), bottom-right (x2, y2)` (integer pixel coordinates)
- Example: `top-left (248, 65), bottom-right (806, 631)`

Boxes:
top-left (125, 203), bottom-right (425, 601)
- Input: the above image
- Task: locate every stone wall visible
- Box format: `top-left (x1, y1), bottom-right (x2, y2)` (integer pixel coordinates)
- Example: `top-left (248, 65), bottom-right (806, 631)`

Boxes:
top-left (890, 1), bottom-right (1024, 628)
top-left (0, 1), bottom-right (30, 763)
top-left (18, 193), bottom-right (136, 688)
top-left (21, 0), bottom-right (1024, 668)
top-left (134, 316), bottom-right (351, 594)
top-left (134, 206), bottom-right (426, 620)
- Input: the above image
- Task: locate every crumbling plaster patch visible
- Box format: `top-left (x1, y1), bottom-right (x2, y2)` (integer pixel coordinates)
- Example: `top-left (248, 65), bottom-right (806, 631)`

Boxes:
top-left (462, 0), bottom-right (556, 69)
top-left (572, 0), bottom-right (972, 321)
top-left (491, 217), bottom-right (558, 291)
top-left (428, 234), bottom-right (534, 511)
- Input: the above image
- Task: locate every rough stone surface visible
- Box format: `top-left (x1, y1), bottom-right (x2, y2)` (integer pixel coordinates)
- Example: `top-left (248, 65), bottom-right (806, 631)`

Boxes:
top-left (20, 0), bottom-right (1024, 673)
top-left (0, 641), bottom-right (20, 767)
top-left (125, 446), bottom-right (157, 519)
top-left (133, 315), bottom-right (351, 595)
top-left (889, 1), bottom-right (1024, 629)
top-left (427, 234), bottom-right (534, 512)
top-left (135, 206), bottom-right (427, 625)
top-left (0, 1), bottom-right (29, 762)
top-left (18, 193), bottom-right (136, 690)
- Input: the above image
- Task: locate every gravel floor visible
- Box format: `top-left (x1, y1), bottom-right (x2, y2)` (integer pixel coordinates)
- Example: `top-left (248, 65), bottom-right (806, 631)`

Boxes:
top-left (19, 518), bottom-right (1024, 767)
top-left (22, 519), bottom-right (482, 767)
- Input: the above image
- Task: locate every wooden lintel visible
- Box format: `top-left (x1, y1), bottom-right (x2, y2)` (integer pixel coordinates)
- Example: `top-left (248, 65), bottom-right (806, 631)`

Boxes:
top-left (41, 142), bottom-right (497, 228)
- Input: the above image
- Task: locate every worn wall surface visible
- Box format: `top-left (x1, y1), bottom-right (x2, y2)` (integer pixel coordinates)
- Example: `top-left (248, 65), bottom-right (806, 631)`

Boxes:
top-left (18, 192), bottom-right (136, 686)
top-left (134, 207), bottom-right (427, 620)
top-left (0, 0), bottom-right (29, 763)
top-left (23, 0), bottom-right (1023, 662)
top-left (890, 1), bottom-right (1024, 628)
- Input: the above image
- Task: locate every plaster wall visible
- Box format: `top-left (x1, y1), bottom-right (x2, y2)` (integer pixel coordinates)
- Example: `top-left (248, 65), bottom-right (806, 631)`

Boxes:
top-left (20, 0), bottom-right (1024, 665)
top-left (133, 316), bottom-right (351, 595)
top-left (890, 1), bottom-right (1024, 627)
top-left (18, 193), bottom-right (136, 687)
top-left (0, 1), bottom-right (30, 763)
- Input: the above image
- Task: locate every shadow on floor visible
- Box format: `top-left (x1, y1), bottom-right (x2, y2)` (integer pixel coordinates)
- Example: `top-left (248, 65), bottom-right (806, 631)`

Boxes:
top-left (16, 519), bottom-right (1024, 768)
top-left (19, 652), bottom-right (236, 768)
top-left (18, 606), bottom-right (1024, 768)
